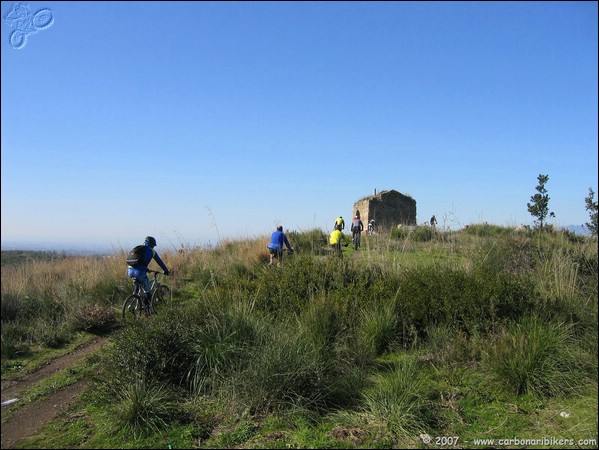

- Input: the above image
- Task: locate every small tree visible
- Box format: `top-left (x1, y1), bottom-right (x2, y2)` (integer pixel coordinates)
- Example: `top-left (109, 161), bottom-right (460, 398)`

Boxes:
top-left (584, 187), bottom-right (598, 237)
top-left (527, 174), bottom-right (555, 230)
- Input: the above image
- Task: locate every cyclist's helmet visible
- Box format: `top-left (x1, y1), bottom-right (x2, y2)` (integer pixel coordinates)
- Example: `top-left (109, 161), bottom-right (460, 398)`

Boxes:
top-left (144, 236), bottom-right (157, 247)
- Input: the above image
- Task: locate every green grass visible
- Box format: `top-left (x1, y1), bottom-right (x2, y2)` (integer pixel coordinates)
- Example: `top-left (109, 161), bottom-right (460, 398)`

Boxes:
top-left (2, 228), bottom-right (598, 449)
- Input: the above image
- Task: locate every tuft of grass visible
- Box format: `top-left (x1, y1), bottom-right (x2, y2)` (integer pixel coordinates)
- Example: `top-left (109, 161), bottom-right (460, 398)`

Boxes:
top-left (110, 378), bottom-right (180, 438)
top-left (220, 319), bottom-right (335, 415)
top-left (356, 298), bottom-right (397, 358)
top-left (485, 315), bottom-right (587, 397)
top-left (186, 301), bottom-right (263, 396)
top-left (424, 324), bottom-right (481, 367)
top-left (362, 359), bottom-right (428, 438)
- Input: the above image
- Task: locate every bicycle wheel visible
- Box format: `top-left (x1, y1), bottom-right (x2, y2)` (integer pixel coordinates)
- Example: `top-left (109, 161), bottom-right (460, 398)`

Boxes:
top-left (122, 294), bottom-right (143, 320)
top-left (151, 284), bottom-right (171, 314)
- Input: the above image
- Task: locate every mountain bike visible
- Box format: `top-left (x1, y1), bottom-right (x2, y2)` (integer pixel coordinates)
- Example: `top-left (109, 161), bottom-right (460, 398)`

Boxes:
top-left (122, 270), bottom-right (171, 320)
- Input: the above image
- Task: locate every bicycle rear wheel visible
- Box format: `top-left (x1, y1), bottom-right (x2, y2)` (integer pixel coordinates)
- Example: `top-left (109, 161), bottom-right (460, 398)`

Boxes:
top-left (122, 294), bottom-right (143, 320)
top-left (151, 284), bottom-right (171, 314)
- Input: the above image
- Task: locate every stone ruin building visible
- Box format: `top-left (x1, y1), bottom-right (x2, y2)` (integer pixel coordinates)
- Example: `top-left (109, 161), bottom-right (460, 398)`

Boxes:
top-left (353, 189), bottom-right (417, 230)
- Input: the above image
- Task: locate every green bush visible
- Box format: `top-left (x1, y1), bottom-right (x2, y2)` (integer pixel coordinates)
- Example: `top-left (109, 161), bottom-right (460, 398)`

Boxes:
top-left (221, 319), bottom-right (337, 414)
top-left (185, 301), bottom-right (264, 396)
top-left (1, 293), bottom-right (21, 322)
top-left (471, 235), bottom-right (536, 276)
top-left (424, 324), bottom-right (479, 366)
top-left (288, 229), bottom-right (329, 255)
top-left (30, 318), bottom-right (72, 348)
top-left (104, 307), bottom-right (197, 390)
top-left (463, 223), bottom-right (515, 238)
top-left (1, 321), bottom-right (30, 360)
top-left (396, 266), bottom-right (536, 340)
top-left (390, 226), bottom-right (434, 242)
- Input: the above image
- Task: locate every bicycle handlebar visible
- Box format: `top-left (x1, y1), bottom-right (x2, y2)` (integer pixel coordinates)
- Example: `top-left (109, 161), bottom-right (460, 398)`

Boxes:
top-left (147, 269), bottom-right (171, 276)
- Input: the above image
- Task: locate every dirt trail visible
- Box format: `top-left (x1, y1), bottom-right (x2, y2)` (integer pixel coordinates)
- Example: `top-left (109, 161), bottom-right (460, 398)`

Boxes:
top-left (1, 336), bottom-right (109, 449)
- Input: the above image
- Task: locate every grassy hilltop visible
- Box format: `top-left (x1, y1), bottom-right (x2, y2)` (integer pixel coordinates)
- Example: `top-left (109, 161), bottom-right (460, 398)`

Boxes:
top-left (1, 225), bottom-right (597, 449)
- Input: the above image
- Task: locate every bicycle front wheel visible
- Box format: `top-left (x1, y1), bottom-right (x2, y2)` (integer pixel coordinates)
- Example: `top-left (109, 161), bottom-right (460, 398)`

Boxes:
top-left (122, 294), bottom-right (143, 320)
top-left (151, 285), bottom-right (171, 314)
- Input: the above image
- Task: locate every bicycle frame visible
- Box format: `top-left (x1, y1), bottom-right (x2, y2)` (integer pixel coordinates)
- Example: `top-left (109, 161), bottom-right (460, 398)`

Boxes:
top-left (123, 270), bottom-right (170, 320)
top-left (132, 277), bottom-right (155, 298)
top-left (131, 270), bottom-right (160, 297)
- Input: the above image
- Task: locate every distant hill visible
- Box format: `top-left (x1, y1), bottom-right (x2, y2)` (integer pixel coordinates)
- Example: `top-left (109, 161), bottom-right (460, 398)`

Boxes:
top-left (1, 250), bottom-right (71, 266)
top-left (562, 225), bottom-right (591, 236)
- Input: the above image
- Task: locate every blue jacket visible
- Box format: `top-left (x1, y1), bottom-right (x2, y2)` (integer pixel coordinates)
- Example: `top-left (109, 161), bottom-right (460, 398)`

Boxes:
top-left (128, 244), bottom-right (169, 277)
top-left (267, 230), bottom-right (292, 252)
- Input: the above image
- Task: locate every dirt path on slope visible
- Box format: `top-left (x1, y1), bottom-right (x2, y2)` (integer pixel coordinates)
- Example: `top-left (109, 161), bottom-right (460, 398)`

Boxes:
top-left (1, 336), bottom-right (110, 449)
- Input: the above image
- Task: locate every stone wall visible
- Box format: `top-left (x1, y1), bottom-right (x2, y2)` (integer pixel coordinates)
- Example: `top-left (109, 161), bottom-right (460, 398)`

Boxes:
top-left (353, 190), bottom-right (416, 229)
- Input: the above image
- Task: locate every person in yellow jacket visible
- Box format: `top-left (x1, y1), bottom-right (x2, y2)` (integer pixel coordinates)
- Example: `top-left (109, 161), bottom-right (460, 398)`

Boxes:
top-left (329, 225), bottom-right (350, 256)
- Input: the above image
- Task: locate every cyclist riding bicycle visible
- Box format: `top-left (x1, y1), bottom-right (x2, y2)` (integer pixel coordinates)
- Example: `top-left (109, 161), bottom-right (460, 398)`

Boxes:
top-left (334, 216), bottom-right (345, 231)
top-left (329, 224), bottom-right (350, 257)
top-left (351, 214), bottom-right (364, 249)
top-left (267, 225), bottom-right (294, 265)
top-left (127, 236), bottom-right (170, 307)
top-left (368, 219), bottom-right (376, 235)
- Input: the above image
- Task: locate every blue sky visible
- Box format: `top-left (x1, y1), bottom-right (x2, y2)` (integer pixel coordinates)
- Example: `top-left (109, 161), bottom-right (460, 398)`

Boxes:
top-left (2, 1), bottom-right (597, 252)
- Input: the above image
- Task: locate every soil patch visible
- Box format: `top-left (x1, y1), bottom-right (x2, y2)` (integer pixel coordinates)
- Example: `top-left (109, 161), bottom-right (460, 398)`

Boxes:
top-left (1, 336), bottom-right (109, 449)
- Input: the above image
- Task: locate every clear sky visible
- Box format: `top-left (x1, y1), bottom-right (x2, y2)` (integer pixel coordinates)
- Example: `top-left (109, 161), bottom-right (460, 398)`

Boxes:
top-left (2, 1), bottom-right (597, 252)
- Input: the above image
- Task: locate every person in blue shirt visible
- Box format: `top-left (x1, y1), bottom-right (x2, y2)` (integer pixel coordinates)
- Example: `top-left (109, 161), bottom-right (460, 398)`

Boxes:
top-left (267, 226), bottom-right (294, 265)
top-left (127, 236), bottom-right (170, 305)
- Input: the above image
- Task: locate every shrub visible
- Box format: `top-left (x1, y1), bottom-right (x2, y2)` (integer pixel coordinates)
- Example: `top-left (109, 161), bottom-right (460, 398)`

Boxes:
top-left (463, 223), bottom-right (514, 238)
top-left (1, 321), bottom-right (30, 359)
top-left (104, 307), bottom-right (197, 390)
top-left (186, 301), bottom-right (264, 396)
top-left (390, 226), bottom-right (434, 242)
top-left (68, 303), bottom-right (116, 334)
top-left (1, 293), bottom-right (21, 322)
top-left (31, 318), bottom-right (72, 348)
top-left (288, 229), bottom-right (329, 255)
top-left (396, 266), bottom-right (536, 339)
top-left (424, 324), bottom-right (479, 366)
top-left (220, 318), bottom-right (337, 414)
top-left (471, 234), bottom-right (535, 276)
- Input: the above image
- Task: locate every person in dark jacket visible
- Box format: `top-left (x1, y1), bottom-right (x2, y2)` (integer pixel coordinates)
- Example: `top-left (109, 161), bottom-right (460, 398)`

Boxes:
top-left (127, 236), bottom-right (170, 305)
top-left (430, 215), bottom-right (438, 229)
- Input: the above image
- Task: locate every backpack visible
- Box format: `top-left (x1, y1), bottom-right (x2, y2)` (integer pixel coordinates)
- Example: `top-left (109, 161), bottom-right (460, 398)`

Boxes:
top-left (126, 245), bottom-right (146, 266)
